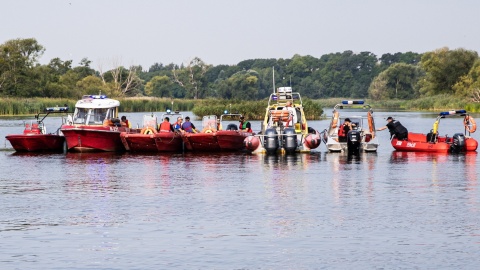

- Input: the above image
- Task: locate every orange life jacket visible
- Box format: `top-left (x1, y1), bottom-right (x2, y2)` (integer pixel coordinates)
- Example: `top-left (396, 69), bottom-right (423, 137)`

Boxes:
top-left (159, 121), bottom-right (172, 132)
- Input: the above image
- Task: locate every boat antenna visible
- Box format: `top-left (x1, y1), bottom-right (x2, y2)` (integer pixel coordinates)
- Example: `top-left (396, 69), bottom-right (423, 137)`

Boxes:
top-left (272, 66), bottom-right (275, 94)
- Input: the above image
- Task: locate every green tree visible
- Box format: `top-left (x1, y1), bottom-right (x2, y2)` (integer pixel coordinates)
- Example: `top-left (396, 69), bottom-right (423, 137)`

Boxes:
top-left (172, 57), bottom-right (210, 99)
top-left (368, 63), bottom-right (420, 100)
top-left (418, 47), bottom-right (478, 96)
top-left (145, 75), bottom-right (172, 97)
top-left (0, 38), bottom-right (45, 96)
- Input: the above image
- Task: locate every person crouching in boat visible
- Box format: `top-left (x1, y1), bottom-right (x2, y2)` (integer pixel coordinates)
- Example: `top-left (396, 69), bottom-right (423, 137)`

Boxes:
top-left (377, 116), bottom-right (408, 140)
top-left (159, 117), bottom-right (174, 132)
top-left (181, 116), bottom-right (197, 133)
top-left (239, 116), bottom-right (252, 132)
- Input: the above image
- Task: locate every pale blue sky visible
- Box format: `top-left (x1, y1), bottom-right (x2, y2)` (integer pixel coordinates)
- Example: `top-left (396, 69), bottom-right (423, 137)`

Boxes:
top-left (2, 0), bottom-right (479, 69)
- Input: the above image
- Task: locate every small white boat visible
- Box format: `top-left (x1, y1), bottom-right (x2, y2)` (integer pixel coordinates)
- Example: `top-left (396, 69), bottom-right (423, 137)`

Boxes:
top-left (322, 100), bottom-right (379, 153)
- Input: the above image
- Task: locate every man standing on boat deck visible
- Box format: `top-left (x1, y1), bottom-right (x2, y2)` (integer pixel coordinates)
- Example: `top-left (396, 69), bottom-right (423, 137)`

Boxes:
top-left (377, 116), bottom-right (408, 140)
top-left (283, 101), bottom-right (297, 127)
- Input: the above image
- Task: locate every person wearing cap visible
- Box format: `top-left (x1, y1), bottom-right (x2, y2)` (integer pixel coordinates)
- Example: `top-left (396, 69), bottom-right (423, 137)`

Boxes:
top-left (181, 116), bottom-right (197, 133)
top-left (239, 116), bottom-right (252, 132)
top-left (338, 118), bottom-right (354, 142)
top-left (173, 116), bottom-right (183, 131)
top-left (377, 116), bottom-right (408, 140)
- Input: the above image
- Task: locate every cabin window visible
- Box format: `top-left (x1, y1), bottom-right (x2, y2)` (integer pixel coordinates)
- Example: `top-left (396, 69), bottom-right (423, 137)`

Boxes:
top-left (73, 108), bottom-right (88, 124)
top-left (88, 108), bottom-right (109, 124)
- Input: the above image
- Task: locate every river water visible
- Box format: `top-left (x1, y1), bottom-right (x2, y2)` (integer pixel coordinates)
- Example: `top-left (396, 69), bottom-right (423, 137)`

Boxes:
top-left (1, 111), bottom-right (479, 269)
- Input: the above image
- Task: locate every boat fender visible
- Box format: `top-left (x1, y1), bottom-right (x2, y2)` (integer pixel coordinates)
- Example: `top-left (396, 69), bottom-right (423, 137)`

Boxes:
top-left (141, 127), bottom-right (157, 135)
top-left (464, 116), bottom-right (477, 133)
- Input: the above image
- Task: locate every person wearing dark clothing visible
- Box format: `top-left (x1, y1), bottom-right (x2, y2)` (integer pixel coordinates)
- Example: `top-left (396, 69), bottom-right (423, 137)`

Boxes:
top-left (377, 116), bottom-right (408, 140)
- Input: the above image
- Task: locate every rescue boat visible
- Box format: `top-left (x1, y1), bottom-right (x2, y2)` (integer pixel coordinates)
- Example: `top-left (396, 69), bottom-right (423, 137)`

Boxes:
top-left (243, 87), bottom-right (321, 154)
top-left (120, 111), bottom-right (184, 152)
top-left (60, 95), bottom-right (128, 152)
top-left (391, 110), bottom-right (478, 153)
top-left (182, 113), bottom-right (252, 152)
top-left (322, 100), bottom-right (379, 153)
top-left (6, 106), bottom-right (69, 152)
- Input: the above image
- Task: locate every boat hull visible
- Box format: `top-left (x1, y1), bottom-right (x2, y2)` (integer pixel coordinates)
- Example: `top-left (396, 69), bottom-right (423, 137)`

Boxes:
top-left (182, 132), bottom-right (221, 152)
top-left (391, 132), bottom-right (478, 152)
top-left (6, 134), bottom-right (65, 152)
top-left (216, 130), bottom-right (250, 151)
top-left (61, 125), bottom-right (126, 152)
top-left (120, 131), bottom-right (184, 152)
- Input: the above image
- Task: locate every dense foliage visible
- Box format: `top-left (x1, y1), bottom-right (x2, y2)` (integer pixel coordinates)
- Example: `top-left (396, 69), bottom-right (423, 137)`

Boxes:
top-left (1, 38), bottom-right (480, 108)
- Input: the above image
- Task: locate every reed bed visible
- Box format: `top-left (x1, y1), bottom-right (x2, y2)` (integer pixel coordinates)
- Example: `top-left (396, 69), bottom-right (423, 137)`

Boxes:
top-left (0, 98), bottom-right (75, 115)
top-left (192, 98), bottom-right (324, 120)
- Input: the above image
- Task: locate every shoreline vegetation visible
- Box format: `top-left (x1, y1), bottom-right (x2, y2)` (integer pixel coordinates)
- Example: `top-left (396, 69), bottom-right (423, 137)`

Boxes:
top-left (1, 96), bottom-right (479, 119)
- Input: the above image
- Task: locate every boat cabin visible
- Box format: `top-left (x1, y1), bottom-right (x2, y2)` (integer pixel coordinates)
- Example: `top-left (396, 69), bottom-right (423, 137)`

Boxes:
top-left (71, 95), bottom-right (120, 125)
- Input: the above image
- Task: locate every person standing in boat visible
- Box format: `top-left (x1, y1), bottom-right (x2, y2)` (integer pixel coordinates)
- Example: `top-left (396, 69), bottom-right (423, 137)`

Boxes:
top-left (282, 101), bottom-right (297, 127)
top-left (377, 116), bottom-right (408, 140)
top-left (159, 117), bottom-right (174, 132)
top-left (239, 116), bottom-right (252, 132)
top-left (181, 116), bottom-right (197, 133)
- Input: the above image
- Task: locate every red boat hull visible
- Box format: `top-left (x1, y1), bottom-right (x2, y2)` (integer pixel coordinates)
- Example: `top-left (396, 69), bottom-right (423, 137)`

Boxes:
top-left (391, 132), bottom-right (478, 152)
top-left (182, 132), bottom-right (220, 151)
top-left (61, 125), bottom-right (127, 152)
top-left (6, 134), bottom-right (65, 152)
top-left (182, 131), bottom-right (249, 152)
top-left (216, 130), bottom-right (250, 151)
top-left (120, 131), bottom-right (183, 152)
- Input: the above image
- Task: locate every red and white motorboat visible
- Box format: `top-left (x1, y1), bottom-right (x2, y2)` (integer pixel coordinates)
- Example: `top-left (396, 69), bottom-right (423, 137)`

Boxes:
top-left (182, 114), bottom-right (252, 152)
top-left (391, 110), bottom-right (478, 153)
top-left (120, 112), bottom-right (184, 152)
top-left (6, 106), bottom-right (69, 152)
top-left (60, 95), bottom-right (128, 152)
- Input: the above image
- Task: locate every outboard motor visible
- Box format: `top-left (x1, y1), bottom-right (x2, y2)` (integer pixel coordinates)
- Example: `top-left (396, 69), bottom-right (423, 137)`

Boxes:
top-left (283, 127), bottom-right (298, 153)
top-left (264, 128), bottom-right (279, 154)
top-left (346, 130), bottom-right (361, 154)
top-left (226, 123), bottom-right (238, 130)
top-left (450, 133), bottom-right (466, 153)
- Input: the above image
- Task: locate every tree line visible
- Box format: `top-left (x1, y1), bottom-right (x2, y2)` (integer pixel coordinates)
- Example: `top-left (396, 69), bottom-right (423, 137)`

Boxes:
top-left (1, 38), bottom-right (479, 102)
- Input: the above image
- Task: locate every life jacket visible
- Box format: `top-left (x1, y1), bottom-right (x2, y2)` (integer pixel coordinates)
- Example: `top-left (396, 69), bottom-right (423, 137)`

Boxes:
top-left (159, 121), bottom-right (172, 132)
top-left (242, 121), bottom-right (252, 132)
top-left (182, 121), bottom-right (194, 133)
top-left (338, 123), bottom-right (349, 137)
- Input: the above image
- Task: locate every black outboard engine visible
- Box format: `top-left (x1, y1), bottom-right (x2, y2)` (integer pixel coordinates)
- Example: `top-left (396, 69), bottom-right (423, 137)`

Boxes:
top-left (346, 130), bottom-right (361, 154)
top-left (264, 128), bottom-right (279, 154)
top-left (226, 123), bottom-right (238, 131)
top-left (283, 127), bottom-right (298, 153)
top-left (450, 133), bottom-right (466, 153)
